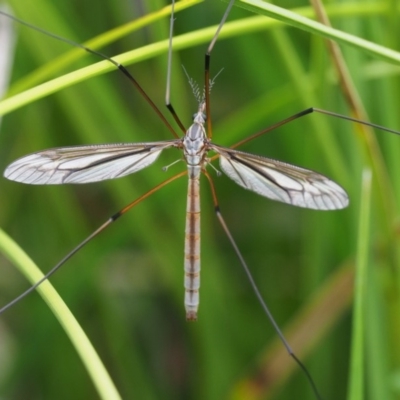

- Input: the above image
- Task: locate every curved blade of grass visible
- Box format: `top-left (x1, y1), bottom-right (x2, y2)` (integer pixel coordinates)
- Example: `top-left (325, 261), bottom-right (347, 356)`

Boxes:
top-left (233, 0), bottom-right (400, 65)
top-left (0, 18), bottom-right (284, 116)
top-left (347, 169), bottom-right (372, 400)
top-left (7, 0), bottom-right (396, 96)
top-left (0, 228), bottom-right (122, 400)
top-left (7, 0), bottom-right (203, 95)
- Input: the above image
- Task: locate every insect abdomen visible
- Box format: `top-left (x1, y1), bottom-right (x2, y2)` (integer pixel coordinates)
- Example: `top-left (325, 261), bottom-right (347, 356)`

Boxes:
top-left (184, 176), bottom-right (201, 321)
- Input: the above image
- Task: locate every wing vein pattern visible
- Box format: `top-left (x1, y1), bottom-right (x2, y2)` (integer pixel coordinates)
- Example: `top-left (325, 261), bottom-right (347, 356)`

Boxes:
top-left (5, 141), bottom-right (179, 184)
top-left (210, 144), bottom-right (348, 210)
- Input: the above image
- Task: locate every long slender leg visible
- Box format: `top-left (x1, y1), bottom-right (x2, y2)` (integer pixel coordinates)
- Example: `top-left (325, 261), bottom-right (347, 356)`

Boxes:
top-left (165, 0), bottom-right (186, 133)
top-left (229, 107), bottom-right (400, 151)
top-left (0, 171), bottom-right (187, 315)
top-left (0, 9), bottom-right (181, 139)
top-left (203, 170), bottom-right (323, 400)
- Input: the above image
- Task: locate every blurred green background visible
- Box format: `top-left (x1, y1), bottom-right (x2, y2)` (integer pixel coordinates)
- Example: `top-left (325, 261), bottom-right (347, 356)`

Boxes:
top-left (1, 0), bottom-right (400, 399)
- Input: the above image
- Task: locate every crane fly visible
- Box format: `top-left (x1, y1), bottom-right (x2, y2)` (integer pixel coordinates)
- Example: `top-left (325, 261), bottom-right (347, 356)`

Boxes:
top-left (2, 0), bottom-right (351, 320)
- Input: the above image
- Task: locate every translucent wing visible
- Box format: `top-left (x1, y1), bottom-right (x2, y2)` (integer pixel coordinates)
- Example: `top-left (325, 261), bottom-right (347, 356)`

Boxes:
top-left (211, 144), bottom-right (348, 210)
top-left (4, 141), bottom-right (178, 184)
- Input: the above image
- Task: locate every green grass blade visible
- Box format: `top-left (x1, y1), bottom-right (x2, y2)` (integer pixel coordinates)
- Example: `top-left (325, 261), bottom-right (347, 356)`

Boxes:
top-left (7, 0), bottom-right (203, 95)
top-left (0, 229), bottom-right (122, 400)
top-left (234, 0), bottom-right (400, 65)
top-left (347, 169), bottom-right (372, 400)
